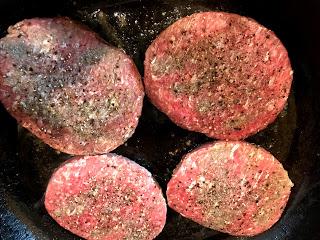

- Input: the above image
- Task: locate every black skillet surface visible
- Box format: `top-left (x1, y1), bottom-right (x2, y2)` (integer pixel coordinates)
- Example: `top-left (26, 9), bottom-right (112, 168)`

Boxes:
top-left (1, 0), bottom-right (320, 239)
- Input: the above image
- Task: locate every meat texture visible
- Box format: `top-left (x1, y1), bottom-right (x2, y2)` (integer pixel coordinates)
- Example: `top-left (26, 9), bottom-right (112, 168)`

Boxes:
top-left (167, 141), bottom-right (293, 236)
top-left (144, 12), bottom-right (293, 140)
top-left (0, 17), bottom-right (144, 155)
top-left (45, 154), bottom-right (167, 240)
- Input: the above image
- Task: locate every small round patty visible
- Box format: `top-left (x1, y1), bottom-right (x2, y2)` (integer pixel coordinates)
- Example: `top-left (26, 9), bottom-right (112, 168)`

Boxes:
top-left (45, 154), bottom-right (167, 240)
top-left (0, 18), bottom-right (144, 155)
top-left (144, 12), bottom-right (293, 140)
top-left (166, 141), bottom-right (293, 236)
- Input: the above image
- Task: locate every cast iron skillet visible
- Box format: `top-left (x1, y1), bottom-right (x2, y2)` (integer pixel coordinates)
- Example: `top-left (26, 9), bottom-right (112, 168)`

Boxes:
top-left (1, 0), bottom-right (320, 239)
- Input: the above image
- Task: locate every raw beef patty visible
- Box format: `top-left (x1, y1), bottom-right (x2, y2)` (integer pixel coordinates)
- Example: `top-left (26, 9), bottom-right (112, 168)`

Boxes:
top-left (166, 141), bottom-right (293, 236)
top-left (144, 12), bottom-right (293, 140)
top-left (45, 154), bottom-right (167, 240)
top-left (0, 17), bottom-right (144, 155)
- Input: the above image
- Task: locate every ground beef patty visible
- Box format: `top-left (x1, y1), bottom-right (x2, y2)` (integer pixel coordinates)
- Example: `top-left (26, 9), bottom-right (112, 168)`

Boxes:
top-left (144, 12), bottom-right (293, 140)
top-left (166, 141), bottom-right (293, 236)
top-left (0, 17), bottom-right (144, 155)
top-left (45, 154), bottom-right (167, 240)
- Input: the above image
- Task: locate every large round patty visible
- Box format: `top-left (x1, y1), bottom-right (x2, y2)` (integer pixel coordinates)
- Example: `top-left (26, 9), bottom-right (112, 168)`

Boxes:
top-left (166, 141), bottom-right (293, 236)
top-left (45, 154), bottom-right (167, 240)
top-left (144, 12), bottom-right (293, 140)
top-left (0, 17), bottom-right (144, 155)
